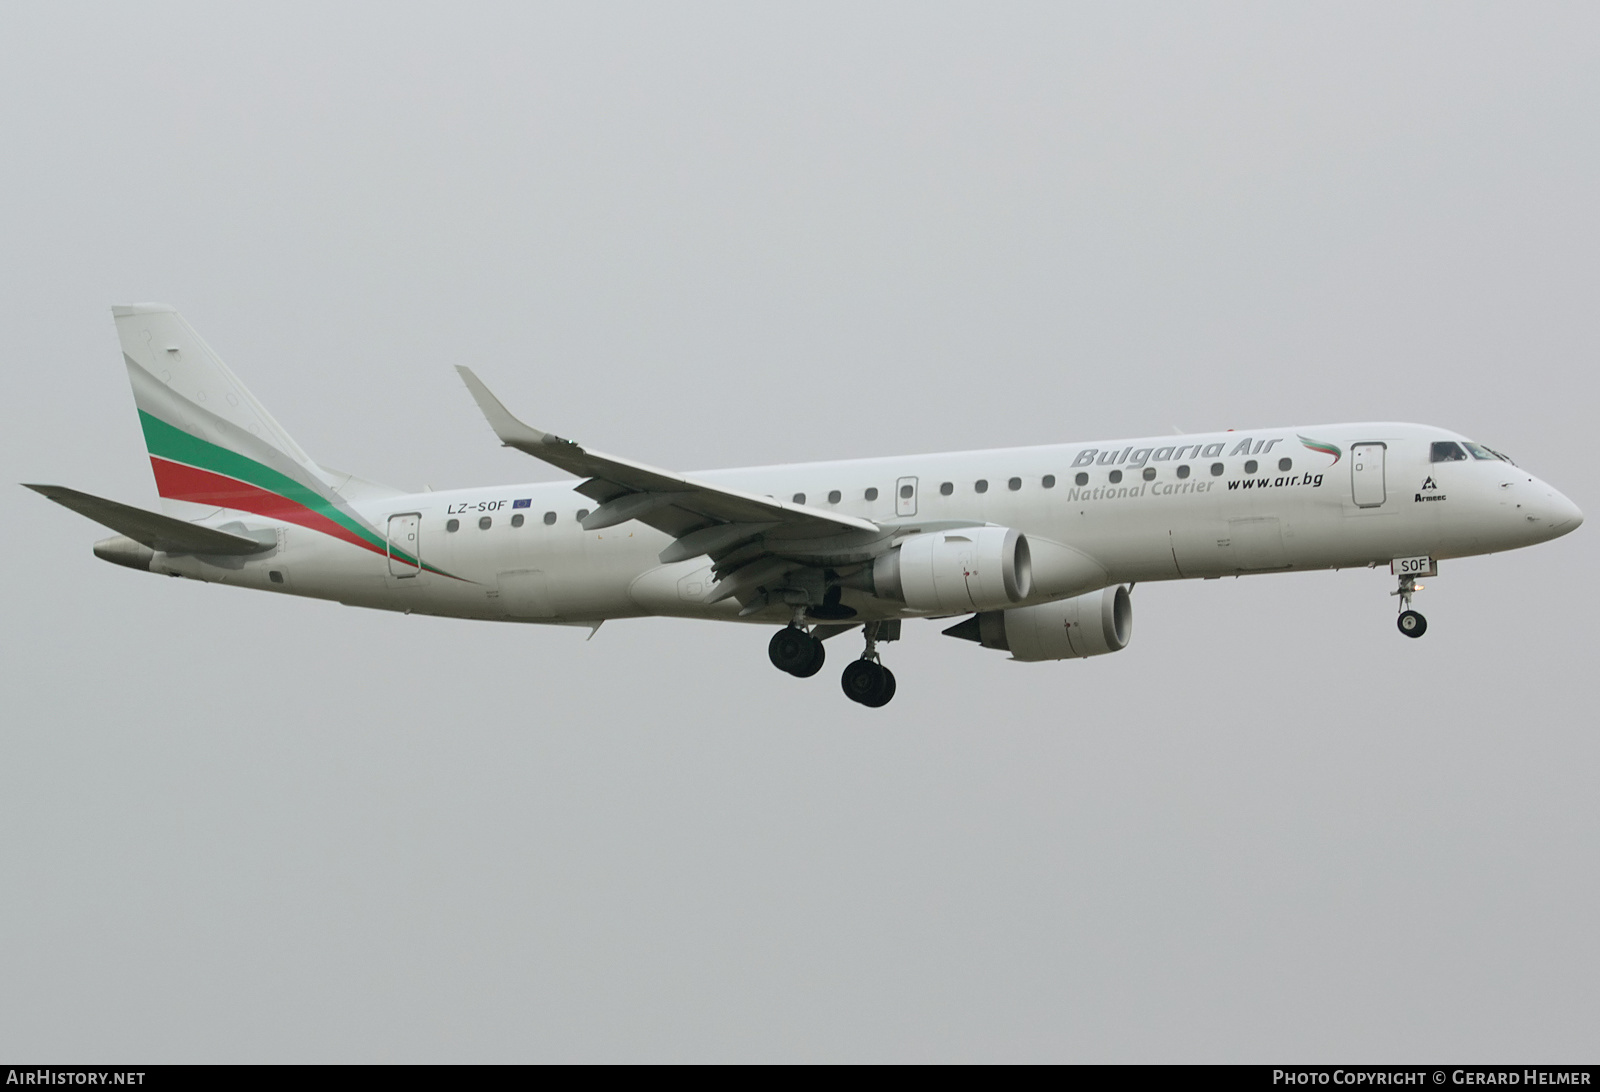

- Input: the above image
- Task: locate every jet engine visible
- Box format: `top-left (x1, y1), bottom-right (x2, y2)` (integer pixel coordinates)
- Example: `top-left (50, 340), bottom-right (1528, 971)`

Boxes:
top-left (943, 585), bottom-right (1132, 661)
top-left (870, 527), bottom-right (1032, 613)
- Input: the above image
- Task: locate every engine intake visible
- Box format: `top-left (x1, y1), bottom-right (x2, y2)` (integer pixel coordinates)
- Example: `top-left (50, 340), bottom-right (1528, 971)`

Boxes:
top-left (872, 527), bottom-right (1031, 613)
top-left (944, 585), bottom-right (1132, 661)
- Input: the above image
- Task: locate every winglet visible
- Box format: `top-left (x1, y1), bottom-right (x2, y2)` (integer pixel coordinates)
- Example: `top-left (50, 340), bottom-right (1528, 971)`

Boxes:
top-left (455, 366), bottom-right (574, 453)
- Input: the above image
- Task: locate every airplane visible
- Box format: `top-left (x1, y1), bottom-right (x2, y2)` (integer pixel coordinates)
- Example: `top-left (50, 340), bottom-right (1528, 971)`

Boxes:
top-left (26, 304), bottom-right (1584, 707)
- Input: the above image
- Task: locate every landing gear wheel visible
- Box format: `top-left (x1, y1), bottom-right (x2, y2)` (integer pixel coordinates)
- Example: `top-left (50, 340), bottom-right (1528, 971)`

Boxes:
top-left (769, 628), bottom-right (824, 675)
top-left (863, 667), bottom-right (896, 708)
top-left (792, 636), bottom-right (826, 678)
top-left (841, 660), bottom-right (895, 706)
top-left (1397, 610), bottom-right (1427, 638)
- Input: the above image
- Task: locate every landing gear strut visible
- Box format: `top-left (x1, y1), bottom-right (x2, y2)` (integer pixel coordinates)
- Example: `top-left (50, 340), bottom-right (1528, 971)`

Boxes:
top-left (841, 621), bottom-right (897, 707)
top-left (1393, 573), bottom-right (1428, 639)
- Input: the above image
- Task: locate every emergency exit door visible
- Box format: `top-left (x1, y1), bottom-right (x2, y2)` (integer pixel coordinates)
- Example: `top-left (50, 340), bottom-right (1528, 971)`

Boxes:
top-left (387, 513), bottom-right (421, 577)
top-left (1351, 443), bottom-right (1387, 508)
top-left (895, 476), bottom-right (918, 517)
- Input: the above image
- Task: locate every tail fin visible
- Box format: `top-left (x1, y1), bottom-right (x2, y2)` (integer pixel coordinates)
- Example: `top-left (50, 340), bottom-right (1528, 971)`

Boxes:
top-left (112, 304), bottom-right (395, 559)
top-left (114, 303), bottom-right (326, 516)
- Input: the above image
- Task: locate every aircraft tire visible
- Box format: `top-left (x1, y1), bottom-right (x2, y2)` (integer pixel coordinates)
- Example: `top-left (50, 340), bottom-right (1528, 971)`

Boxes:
top-left (791, 636), bottom-right (826, 678)
top-left (1397, 610), bottom-right (1427, 638)
top-left (841, 659), bottom-right (890, 705)
top-left (862, 667), bottom-right (896, 708)
top-left (770, 627), bottom-right (820, 674)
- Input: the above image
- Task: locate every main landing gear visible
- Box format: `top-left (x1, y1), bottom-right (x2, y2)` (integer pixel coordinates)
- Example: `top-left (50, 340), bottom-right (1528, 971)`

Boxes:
top-left (841, 622), bottom-right (897, 708)
top-left (841, 659), bottom-right (896, 707)
top-left (1393, 573), bottom-right (1428, 639)
top-left (768, 618), bottom-right (898, 706)
top-left (768, 625), bottom-right (826, 677)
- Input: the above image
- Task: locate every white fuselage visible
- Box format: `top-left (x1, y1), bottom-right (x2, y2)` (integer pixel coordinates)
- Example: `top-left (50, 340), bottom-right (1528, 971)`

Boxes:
top-left (148, 422), bottom-right (1582, 626)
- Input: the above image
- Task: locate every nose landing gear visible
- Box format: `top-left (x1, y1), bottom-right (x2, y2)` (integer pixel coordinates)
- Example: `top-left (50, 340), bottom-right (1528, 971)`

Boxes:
top-left (1393, 573), bottom-right (1428, 638)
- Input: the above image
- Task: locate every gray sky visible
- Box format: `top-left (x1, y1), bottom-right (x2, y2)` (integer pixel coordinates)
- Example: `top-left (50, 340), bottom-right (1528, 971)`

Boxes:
top-left (2, 2), bottom-right (1595, 1062)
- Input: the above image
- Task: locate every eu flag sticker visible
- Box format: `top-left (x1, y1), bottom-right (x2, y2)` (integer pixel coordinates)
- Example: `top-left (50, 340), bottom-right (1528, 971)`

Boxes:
top-left (513, 498), bottom-right (532, 509)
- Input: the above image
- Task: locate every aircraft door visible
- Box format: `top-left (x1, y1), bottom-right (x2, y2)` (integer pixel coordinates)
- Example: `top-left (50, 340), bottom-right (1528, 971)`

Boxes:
top-left (896, 476), bottom-right (918, 517)
top-left (387, 513), bottom-right (421, 577)
top-left (1351, 443), bottom-right (1387, 508)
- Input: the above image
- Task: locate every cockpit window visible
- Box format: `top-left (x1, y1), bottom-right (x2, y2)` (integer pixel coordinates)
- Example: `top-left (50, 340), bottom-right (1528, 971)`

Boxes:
top-left (1464, 441), bottom-right (1516, 465)
top-left (1430, 441), bottom-right (1469, 462)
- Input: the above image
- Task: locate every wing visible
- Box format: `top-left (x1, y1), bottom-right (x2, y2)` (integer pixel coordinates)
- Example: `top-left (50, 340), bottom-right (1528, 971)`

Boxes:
top-left (25, 483), bottom-right (274, 555)
top-left (457, 368), bottom-right (888, 606)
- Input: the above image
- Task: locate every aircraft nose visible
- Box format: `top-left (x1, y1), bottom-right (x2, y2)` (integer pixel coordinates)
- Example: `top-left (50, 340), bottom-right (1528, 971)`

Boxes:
top-left (1510, 477), bottom-right (1583, 543)
top-left (1547, 490), bottom-right (1583, 537)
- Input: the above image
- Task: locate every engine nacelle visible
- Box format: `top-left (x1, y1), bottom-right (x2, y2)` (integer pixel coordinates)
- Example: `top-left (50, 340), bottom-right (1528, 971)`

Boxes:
top-left (945, 585), bottom-right (1133, 661)
top-left (872, 527), bottom-right (1032, 613)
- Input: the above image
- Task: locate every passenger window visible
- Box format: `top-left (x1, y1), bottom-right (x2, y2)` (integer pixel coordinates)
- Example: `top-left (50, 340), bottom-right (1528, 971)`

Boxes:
top-left (827, 490), bottom-right (841, 504)
top-left (1109, 470), bottom-right (1123, 484)
top-left (1176, 465), bottom-right (1190, 479)
top-left (793, 492), bottom-right (805, 504)
top-left (511, 513), bottom-right (525, 528)
top-left (543, 511), bottom-right (556, 525)
top-left (1431, 441), bottom-right (1469, 462)
top-left (446, 518), bottom-right (460, 532)
top-left (1074, 472), bottom-right (1089, 486)
top-left (1141, 467), bottom-right (1156, 481)
top-left (479, 516), bottom-right (492, 530)
top-left (576, 509), bottom-right (589, 521)
top-left (1278, 457), bottom-right (1292, 471)
top-left (900, 484), bottom-right (914, 499)
top-left (865, 487), bottom-right (879, 501)
top-left (1244, 460), bottom-right (1258, 474)
top-left (1210, 462), bottom-right (1224, 476)
top-left (1008, 477), bottom-right (1022, 491)
top-left (939, 482), bottom-right (953, 496)
top-left (975, 479), bottom-right (988, 493)
top-left (1042, 475), bottom-right (1056, 489)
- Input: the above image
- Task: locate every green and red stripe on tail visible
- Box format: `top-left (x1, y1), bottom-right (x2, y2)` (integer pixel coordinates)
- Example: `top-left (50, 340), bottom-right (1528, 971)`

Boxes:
top-left (139, 410), bottom-right (455, 577)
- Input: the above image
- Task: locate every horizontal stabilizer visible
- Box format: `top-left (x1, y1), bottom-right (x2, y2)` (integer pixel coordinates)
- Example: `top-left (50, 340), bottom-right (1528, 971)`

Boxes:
top-left (23, 484), bottom-right (274, 555)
